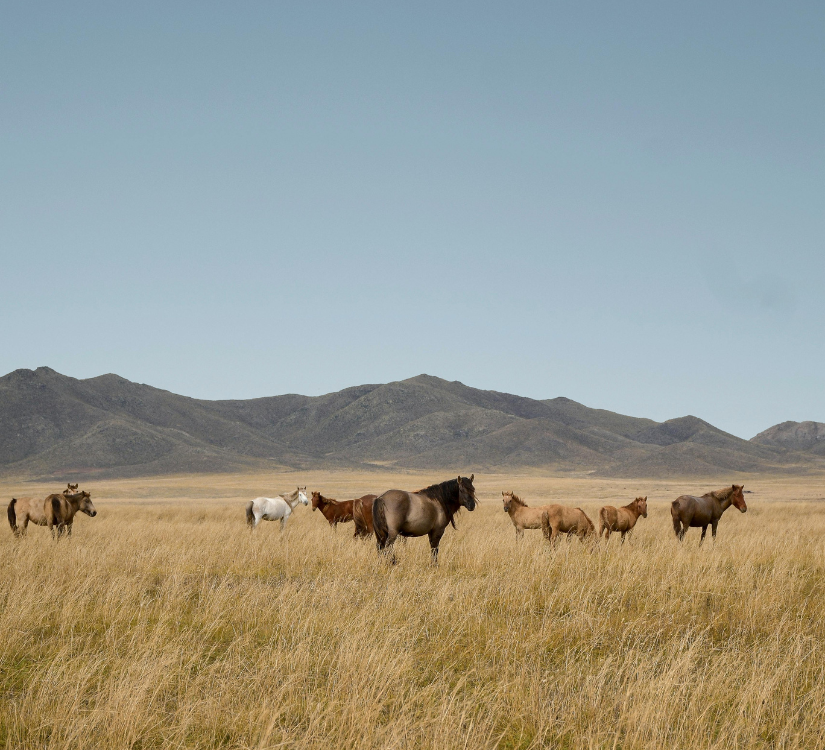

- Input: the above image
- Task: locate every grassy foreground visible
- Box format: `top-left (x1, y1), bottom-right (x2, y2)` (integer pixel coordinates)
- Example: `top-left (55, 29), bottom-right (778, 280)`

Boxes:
top-left (1, 472), bottom-right (824, 749)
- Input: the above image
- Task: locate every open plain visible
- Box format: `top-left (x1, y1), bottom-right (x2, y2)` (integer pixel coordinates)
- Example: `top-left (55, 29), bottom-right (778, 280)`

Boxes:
top-left (1, 471), bottom-right (824, 749)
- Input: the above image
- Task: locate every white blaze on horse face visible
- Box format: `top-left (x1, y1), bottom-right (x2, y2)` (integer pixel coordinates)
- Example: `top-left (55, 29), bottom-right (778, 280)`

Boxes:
top-left (298, 490), bottom-right (309, 506)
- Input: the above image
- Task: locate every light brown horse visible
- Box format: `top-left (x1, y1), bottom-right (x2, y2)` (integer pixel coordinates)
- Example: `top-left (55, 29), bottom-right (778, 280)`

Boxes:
top-left (503, 490), bottom-right (591, 539)
top-left (373, 475), bottom-right (477, 564)
top-left (63, 483), bottom-right (79, 496)
top-left (599, 496), bottom-right (648, 542)
top-left (540, 506), bottom-right (595, 545)
top-left (311, 492), bottom-right (356, 530)
top-left (8, 490), bottom-right (97, 538)
top-left (352, 494), bottom-right (378, 538)
top-left (671, 484), bottom-right (747, 544)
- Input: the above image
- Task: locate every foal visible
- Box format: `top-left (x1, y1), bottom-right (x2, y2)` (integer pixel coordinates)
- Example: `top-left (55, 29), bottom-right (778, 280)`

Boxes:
top-left (598, 496), bottom-right (648, 542)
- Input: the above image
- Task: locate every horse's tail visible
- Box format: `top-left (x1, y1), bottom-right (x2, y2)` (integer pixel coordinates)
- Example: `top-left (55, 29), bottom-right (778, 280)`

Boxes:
top-left (352, 500), bottom-right (367, 538)
top-left (579, 509), bottom-right (595, 535)
top-left (245, 500), bottom-right (255, 527)
top-left (540, 510), bottom-right (551, 541)
top-left (671, 500), bottom-right (682, 537)
top-left (598, 507), bottom-right (608, 537)
top-left (51, 496), bottom-right (62, 524)
top-left (7, 498), bottom-right (17, 536)
top-left (373, 496), bottom-right (388, 548)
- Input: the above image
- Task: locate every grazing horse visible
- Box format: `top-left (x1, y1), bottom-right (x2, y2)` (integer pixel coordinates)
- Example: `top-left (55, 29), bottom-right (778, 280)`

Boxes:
top-left (352, 494), bottom-right (378, 538)
top-left (671, 484), bottom-right (747, 543)
top-left (373, 475), bottom-right (477, 564)
top-left (8, 490), bottom-right (96, 538)
top-left (245, 487), bottom-right (308, 530)
top-left (540, 505), bottom-right (595, 545)
top-left (311, 492), bottom-right (356, 530)
top-left (599, 496), bottom-right (648, 542)
top-left (46, 490), bottom-right (97, 538)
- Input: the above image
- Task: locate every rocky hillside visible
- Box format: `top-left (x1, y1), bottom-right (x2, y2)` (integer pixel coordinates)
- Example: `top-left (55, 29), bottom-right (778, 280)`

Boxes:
top-left (0, 367), bottom-right (821, 478)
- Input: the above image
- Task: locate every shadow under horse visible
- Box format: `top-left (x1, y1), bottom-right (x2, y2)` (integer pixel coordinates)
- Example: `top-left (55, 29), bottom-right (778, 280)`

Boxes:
top-left (372, 475), bottom-right (477, 564)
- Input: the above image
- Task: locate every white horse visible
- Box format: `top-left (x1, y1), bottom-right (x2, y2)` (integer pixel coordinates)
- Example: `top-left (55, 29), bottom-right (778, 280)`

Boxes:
top-left (245, 487), bottom-right (308, 530)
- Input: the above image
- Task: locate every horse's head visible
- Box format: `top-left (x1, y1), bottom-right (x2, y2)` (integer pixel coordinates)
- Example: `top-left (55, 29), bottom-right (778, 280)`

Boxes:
top-left (502, 490), bottom-right (514, 513)
top-left (635, 496), bottom-right (648, 518)
top-left (297, 487), bottom-right (309, 506)
top-left (76, 490), bottom-right (97, 517)
top-left (63, 482), bottom-right (79, 496)
top-left (731, 484), bottom-right (747, 513)
top-left (310, 490), bottom-right (322, 510)
top-left (457, 474), bottom-right (477, 511)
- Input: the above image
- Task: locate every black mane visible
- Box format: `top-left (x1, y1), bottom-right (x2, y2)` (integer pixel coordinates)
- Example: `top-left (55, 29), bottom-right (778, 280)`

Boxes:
top-left (417, 478), bottom-right (462, 528)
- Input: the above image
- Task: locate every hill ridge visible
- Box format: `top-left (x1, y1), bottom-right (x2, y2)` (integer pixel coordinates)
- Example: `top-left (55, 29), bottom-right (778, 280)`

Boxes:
top-left (0, 367), bottom-right (821, 478)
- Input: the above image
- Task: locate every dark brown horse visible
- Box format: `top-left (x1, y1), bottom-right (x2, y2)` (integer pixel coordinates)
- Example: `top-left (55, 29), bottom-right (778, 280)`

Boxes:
top-left (352, 494), bottom-right (378, 538)
top-left (671, 484), bottom-right (747, 543)
top-left (373, 475), bottom-right (477, 564)
top-left (311, 492), bottom-right (355, 530)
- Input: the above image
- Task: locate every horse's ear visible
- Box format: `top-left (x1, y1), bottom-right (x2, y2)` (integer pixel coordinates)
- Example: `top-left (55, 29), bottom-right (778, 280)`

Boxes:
top-left (469, 474), bottom-right (474, 482)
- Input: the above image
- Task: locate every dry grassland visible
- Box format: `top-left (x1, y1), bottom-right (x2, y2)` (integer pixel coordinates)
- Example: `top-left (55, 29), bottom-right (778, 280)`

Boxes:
top-left (1, 471), bottom-right (825, 749)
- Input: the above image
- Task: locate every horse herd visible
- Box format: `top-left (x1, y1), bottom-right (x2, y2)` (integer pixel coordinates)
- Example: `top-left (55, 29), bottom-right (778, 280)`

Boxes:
top-left (245, 476), bottom-right (749, 564)
top-left (6, 476), bottom-right (748, 562)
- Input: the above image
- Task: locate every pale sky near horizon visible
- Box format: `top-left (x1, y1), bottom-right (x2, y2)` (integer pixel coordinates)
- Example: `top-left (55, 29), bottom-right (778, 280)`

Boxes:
top-left (2, 2), bottom-right (823, 439)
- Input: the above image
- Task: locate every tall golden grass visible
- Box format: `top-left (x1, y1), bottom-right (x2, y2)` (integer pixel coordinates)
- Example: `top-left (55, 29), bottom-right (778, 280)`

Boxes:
top-left (1, 472), bottom-right (824, 749)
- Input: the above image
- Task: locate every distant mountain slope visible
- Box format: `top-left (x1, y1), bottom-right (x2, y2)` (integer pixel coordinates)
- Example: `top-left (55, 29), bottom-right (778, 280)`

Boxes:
top-left (0, 367), bottom-right (821, 478)
top-left (752, 421), bottom-right (825, 456)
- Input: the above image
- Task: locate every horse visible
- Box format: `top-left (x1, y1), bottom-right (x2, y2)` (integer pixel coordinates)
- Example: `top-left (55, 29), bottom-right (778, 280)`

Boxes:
top-left (46, 490), bottom-right (97, 538)
top-left (8, 490), bottom-right (96, 538)
top-left (540, 505), bottom-right (595, 545)
top-left (373, 475), bottom-right (477, 564)
top-left (598, 496), bottom-right (648, 542)
top-left (671, 484), bottom-right (747, 543)
top-left (245, 487), bottom-right (308, 530)
top-left (352, 494), bottom-right (378, 538)
top-left (311, 492), bottom-right (356, 530)
top-left (63, 483), bottom-right (79, 496)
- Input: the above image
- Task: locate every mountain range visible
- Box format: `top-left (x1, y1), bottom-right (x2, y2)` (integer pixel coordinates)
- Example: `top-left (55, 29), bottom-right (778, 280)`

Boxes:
top-left (0, 367), bottom-right (822, 479)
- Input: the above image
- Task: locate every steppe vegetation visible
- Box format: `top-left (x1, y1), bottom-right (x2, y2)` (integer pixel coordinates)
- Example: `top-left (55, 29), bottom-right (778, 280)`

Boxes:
top-left (1, 472), bottom-right (824, 749)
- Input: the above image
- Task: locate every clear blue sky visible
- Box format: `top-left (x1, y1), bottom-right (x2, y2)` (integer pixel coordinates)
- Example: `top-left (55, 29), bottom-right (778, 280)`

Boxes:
top-left (2, 2), bottom-right (823, 438)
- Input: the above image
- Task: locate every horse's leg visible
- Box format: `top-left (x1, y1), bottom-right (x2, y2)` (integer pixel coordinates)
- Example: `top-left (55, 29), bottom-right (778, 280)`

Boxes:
top-left (66, 520), bottom-right (73, 538)
top-left (699, 525), bottom-right (708, 545)
top-left (428, 527), bottom-right (445, 565)
top-left (620, 531), bottom-right (626, 544)
top-left (711, 520), bottom-right (719, 541)
top-left (280, 517), bottom-right (286, 532)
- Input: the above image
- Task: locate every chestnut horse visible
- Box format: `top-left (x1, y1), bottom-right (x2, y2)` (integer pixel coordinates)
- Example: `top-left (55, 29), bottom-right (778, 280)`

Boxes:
top-left (373, 475), bottom-right (477, 564)
top-left (671, 484), bottom-right (747, 543)
top-left (599, 496), bottom-right (648, 542)
top-left (311, 492), bottom-right (356, 530)
top-left (352, 494), bottom-right (378, 538)
top-left (8, 489), bottom-right (97, 538)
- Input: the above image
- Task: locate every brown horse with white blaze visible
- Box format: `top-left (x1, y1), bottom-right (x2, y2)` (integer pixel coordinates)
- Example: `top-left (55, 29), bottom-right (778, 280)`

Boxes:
top-left (599, 496), bottom-right (648, 542)
top-left (373, 475), bottom-right (477, 564)
top-left (671, 484), bottom-right (746, 543)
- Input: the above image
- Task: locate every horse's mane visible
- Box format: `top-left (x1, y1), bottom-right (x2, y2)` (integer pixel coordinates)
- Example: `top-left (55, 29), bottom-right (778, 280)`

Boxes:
top-left (315, 493), bottom-right (341, 505)
top-left (708, 485), bottom-right (738, 501)
top-left (417, 478), bottom-right (461, 528)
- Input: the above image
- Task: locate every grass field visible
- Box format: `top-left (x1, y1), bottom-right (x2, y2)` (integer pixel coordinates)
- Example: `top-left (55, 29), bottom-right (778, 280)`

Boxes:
top-left (1, 471), bottom-right (824, 749)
